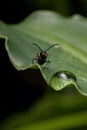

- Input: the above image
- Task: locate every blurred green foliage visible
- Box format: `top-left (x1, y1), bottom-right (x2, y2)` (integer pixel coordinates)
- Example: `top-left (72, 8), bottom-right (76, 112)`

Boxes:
top-left (1, 90), bottom-right (87, 130)
top-left (29, 0), bottom-right (87, 17)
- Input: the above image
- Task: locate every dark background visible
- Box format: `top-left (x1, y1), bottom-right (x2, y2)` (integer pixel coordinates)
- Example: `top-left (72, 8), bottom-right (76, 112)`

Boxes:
top-left (0, 0), bottom-right (87, 124)
top-left (0, 0), bottom-right (87, 24)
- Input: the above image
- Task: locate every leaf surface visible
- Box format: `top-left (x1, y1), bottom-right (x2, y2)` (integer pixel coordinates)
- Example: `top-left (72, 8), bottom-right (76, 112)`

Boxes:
top-left (0, 11), bottom-right (87, 95)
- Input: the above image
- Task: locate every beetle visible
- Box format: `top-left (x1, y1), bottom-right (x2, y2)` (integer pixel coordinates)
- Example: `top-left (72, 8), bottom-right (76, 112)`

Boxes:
top-left (32, 43), bottom-right (58, 68)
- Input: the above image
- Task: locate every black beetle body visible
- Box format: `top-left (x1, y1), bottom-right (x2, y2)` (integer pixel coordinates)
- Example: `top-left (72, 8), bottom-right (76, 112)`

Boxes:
top-left (32, 43), bottom-right (58, 66)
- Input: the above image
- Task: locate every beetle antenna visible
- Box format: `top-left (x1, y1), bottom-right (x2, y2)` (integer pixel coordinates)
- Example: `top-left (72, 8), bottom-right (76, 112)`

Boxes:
top-left (33, 43), bottom-right (43, 51)
top-left (45, 44), bottom-right (58, 52)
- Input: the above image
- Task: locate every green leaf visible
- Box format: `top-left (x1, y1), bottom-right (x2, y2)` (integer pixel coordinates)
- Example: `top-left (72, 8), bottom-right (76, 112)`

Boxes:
top-left (0, 11), bottom-right (87, 95)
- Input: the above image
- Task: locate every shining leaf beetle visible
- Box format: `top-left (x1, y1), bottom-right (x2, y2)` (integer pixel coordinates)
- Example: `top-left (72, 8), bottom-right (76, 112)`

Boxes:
top-left (32, 43), bottom-right (58, 68)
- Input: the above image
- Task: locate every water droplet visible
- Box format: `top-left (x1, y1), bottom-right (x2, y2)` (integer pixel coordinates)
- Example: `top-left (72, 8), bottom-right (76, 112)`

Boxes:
top-left (49, 70), bottom-right (77, 91)
top-left (56, 70), bottom-right (77, 82)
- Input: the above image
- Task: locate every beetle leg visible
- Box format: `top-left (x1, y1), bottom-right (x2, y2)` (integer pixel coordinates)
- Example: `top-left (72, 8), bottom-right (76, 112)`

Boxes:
top-left (45, 60), bottom-right (50, 70)
top-left (32, 56), bottom-right (37, 64)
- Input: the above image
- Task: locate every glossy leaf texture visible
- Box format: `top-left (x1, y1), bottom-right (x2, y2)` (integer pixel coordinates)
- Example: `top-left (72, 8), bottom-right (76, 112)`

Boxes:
top-left (0, 11), bottom-right (87, 95)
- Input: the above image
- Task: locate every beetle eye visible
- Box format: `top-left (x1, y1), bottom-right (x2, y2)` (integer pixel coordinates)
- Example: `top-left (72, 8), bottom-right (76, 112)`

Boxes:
top-left (37, 53), bottom-right (40, 56)
top-left (45, 53), bottom-right (48, 57)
